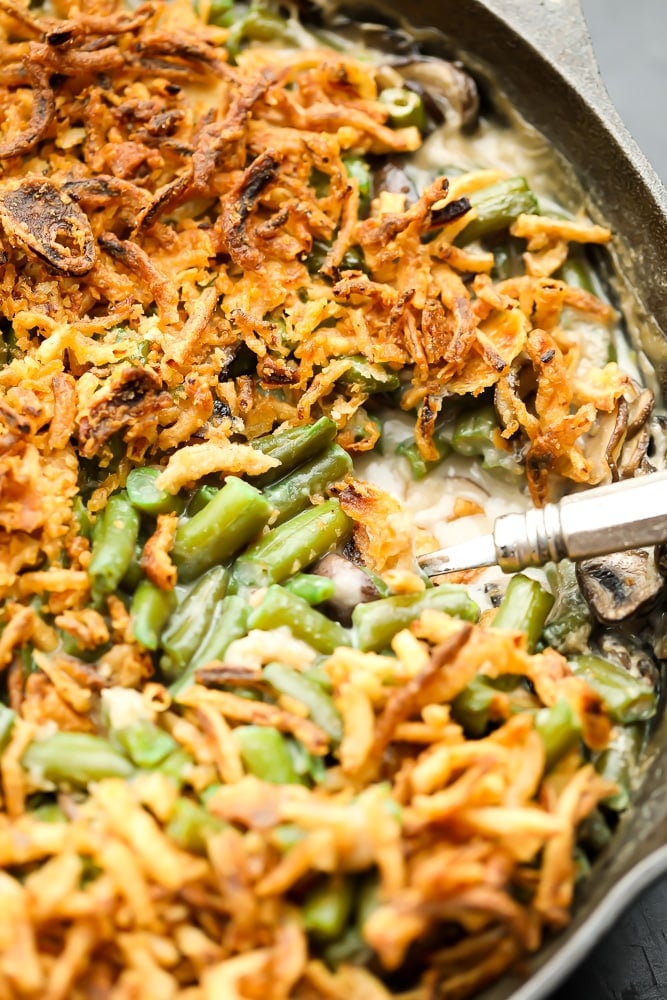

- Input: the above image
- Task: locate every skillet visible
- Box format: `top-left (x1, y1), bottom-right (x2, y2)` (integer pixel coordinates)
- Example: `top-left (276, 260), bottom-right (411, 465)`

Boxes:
top-left (311, 0), bottom-right (667, 996)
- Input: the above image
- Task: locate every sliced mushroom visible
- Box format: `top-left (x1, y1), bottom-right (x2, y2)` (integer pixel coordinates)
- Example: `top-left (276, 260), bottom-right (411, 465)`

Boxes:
top-left (391, 57), bottom-right (479, 129)
top-left (312, 553), bottom-right (380, 627)
top-left (576, 549), bottom-right (664, 624)
top-left (0, 178), bottom-right (95, 274)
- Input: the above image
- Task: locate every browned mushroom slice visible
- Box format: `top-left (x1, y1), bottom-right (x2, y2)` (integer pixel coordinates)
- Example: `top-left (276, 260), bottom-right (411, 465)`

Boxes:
top-left (0, 63), bottom-right (55, 160)
top-left (0, 178), bottom-right (95, 274)
top-left (576, 549), bottom-right (664, 624)
top-left (392, 57), bottom-right (479, 128)
top-left (596, 632), bottom-right (661, 691)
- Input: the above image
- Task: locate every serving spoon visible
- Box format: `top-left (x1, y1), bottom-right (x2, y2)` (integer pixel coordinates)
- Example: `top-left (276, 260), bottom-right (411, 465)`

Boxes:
top-left (418, 469), bottom-right (667, 577)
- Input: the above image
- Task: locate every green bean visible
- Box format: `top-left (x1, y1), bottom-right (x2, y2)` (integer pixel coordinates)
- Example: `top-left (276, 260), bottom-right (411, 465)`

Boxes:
top-left (451, 404), bottom-right (520, 474)
top-left (187, 484), bottom-right (219, 516)
top-left (451, 676), bottom-right (502, 738)
top-left (189, 594), bottom-right (248, 668)
top-left (226, 6), bottom-right (296, 59)
top-left (492, 574), bottom-right (554, 652)
top-left (534, 698), bottom-right (582, 769)
top-left (542, 560), bottom-right (592, 654)
top-left (262, 444), bottom-right (352, 526)
top-left (557, 257), bottom-right (596, 293)
top-left (160, 566), bottom-right (229, 681)
top-left (0, 703), bottom-right (15, 753)
top-left (263, 662), bottom-right (343, 742)
top-left (126, 467), bottom-right (186, 516)
top-left (22, 732), bottom-right (133, 787)
top-left (157, 747), bottom-right (194, 787)
top-left (571, 655), bottom-right (657, 724)
top-left (114, 720), bottom-right (178, 768)
top-left (271, 823), bottom-right (305, 852)
top-left (379, 87), bottom-right (426, 130)
top-left (130, 580), bottom-right (177, 651)
top-left (287, 739), bottom-right (327, 784)
top-left (353, 585), bottom-right (479, 652)
top-left (396, 434), bottom-right (451, 480)
top-left (456, 177), bottom-right (539, 246)
top-left (230, 498), bottom-right (352, 592)
top-left (73, 496), bottom-right (93, 540)
top-left (594, 723), bottom-right (647, 812)
top-left (492, 238), bottom-right (524, 281)
top-left (208, 0), bottom-right (234, 26)
top-left (31, 802), bottom-right (67, 823)
top-left (170, 595), bottom-right (249, 697)
top-left (343, 156), bottom-right (371, 210)
top-left (251, 416), bottom-right (337, 488)
top-left (337, 356), bottom-right (400, 394)
top-left (235, 725), bottom-right (303, 784)
top-left (88, 492), bottom-right (141, 604)
top-left (172, 476), bottom-right (272, 582)
top-left (284, 573), bottom-right (336, 605)
top-left (165, 798), bottom-right (223, 853)
top-left (578, 807), bottom-right (613, 853)
top-left (249, 586), bottom-right (349, 654)
top-left (303, 876), bottom-right (355, 940)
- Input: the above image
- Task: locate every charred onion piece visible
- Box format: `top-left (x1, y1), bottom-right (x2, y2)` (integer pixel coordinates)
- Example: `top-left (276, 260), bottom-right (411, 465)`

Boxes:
top-left (312, 553), bottom-right (380, 627)
top-left (0, 63), bottom-right (55, 160)
top-left (576, 549), bottom-right (664, 624)
top-left (0, 178), bottom-right (95, 274)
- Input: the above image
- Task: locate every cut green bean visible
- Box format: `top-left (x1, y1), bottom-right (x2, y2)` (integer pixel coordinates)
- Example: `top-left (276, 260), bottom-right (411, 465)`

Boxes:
top-left (22, 732), bottom-right (133, 787)
top-left (542, 560), bottom-right (592, 654)
top-left (263, 662), bottom-right (343, 741)
top-left (131, 580), bottom-right (177, 651)
top-left (73, 496), bottom-right (93, 540)
top-left (379, 87), bottom-right (426, 130)
top-left (114, 720), bottom-right (178, 768)
top-left (165, 798), bottom-right (223, 852)
top-left (225, 6), bottom-right (296, 59)
top-left (451, 676), bottom-right (503, 737)
top-left (343, 156), bottom-right (371, 210)
top-left (534, 698), bottom-right (582, 769)
top-left (160, 566), bottom-right (229, 681)
top-left (230, 498), bottom-right (352, 592)
top-left (171, 595), bottom-right (249, 697)
top-left (31, 802), bottom-right (67, 823)
top-left (353, 586), bottom-right (479, 652)
top-left (571, 655), bottom-right (657, 724)
top-left (492, 574), bottom-right (554, 652)
top-left (208, 0), bottom-right (234, 26)
top-left (235, 725), bottom-right (303, 784)
top-left (557, 257), bottom-right (596, 293)
top-left (337, 356), bottom-right (400, 394)
top-left (251, 416), bottom-right (337, 488)
top-left (88, 492), bottom-right (141, 604)
top-left (249, 585), bottom-right (349, 654)
top-left (263, 444), bottom-right (352, 526)
top-left (594, 723), bottom-right (647, 812)
top-left (303, 876), bottom-right (354, 940)
top-left (126, 467), bottom-right (185, 516)
top-left (0, 703), bottom-right (15, 753)
top-left (456, 177), bottom-right (539, 246)
top-left (578, 807), bottom-right (613, 852)
top-left (187, 484), bottom-right (219, 516)
top-left (451, 404), bottom-right (520, 474)
top-left (395, 434), bottom-right (451, 480)
top-left (284, 573), bottom-right (336, 606)
top-left (172, 476), bottom-right (272, 582)
top-left (157, 747), bottom-right (194, 786)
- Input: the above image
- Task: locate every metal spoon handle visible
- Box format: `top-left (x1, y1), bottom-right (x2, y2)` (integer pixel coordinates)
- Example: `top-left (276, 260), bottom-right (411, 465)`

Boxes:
top-left (418, 471), bottom-right (667, 577)
top-left (495, 471), bottom-right (667, 572)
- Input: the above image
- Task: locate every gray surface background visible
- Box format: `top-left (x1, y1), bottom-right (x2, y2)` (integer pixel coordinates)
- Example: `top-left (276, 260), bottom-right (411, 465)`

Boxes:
top-left (552, 3), bottom-right (666, 999)
top-left (581, 0), bottom-right (666, 183)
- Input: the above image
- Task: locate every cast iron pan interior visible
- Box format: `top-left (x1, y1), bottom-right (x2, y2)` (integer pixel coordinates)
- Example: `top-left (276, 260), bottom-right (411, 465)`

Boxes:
top-left (310, 1), bottom-right (667, 997)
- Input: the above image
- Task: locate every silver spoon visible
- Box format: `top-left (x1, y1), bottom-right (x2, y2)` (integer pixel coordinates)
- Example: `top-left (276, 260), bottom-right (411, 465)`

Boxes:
top-left (417, 470), bottom-right (667, 577)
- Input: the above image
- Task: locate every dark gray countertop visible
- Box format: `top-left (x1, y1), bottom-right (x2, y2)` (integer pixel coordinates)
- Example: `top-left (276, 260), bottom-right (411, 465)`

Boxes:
top-left (551, 4), bottom-right (666, 1000)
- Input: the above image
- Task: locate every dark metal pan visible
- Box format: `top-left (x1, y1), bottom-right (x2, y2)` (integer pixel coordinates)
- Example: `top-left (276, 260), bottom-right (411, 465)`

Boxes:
top-left (315, 0), bottom-right (667, 996)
